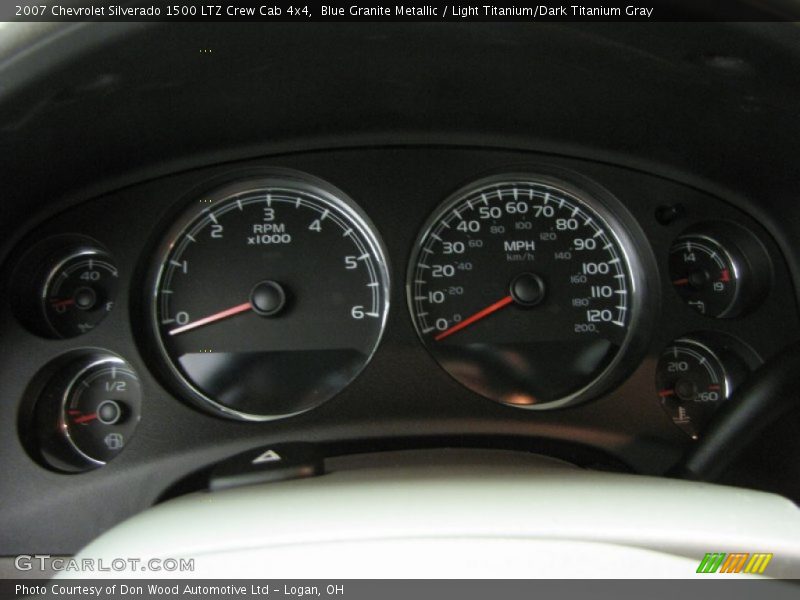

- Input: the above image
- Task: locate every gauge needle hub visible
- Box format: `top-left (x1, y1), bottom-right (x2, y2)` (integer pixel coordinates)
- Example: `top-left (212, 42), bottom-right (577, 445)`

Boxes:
top-left (168, 301), bottom-right (252, 336)
top-left (434, 295), bottom-right (513, 342)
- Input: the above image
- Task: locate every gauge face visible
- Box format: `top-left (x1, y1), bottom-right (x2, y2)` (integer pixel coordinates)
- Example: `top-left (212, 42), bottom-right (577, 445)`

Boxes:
top-left (669, 235), bottom-right (740, 318)
top-left (408, 175), bottom-right (642, 408)
top-left (150, 175), bottom-right (389, 421)
top-left (655, 340), bottom-right (729, 439)
top-left (34, 353), bottom-right (142, 472)
top-left (43, 249), bottom-right (118, 338)
top-left (60, 357), bottom-right (141, 465)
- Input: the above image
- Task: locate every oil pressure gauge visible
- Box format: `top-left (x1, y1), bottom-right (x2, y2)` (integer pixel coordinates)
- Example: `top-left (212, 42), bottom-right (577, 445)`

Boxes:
top-left (10, 237), bottom-right (119, 338)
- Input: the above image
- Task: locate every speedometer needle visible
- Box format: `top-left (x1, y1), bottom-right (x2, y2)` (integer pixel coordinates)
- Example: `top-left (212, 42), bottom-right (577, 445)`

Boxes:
top-left (168, 301), bottom-right (252, 336)
top-left (434, 295), bottom-right (514, 342)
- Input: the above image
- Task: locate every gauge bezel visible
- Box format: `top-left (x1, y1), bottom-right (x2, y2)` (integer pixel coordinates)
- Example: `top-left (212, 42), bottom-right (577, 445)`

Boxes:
top-left (40, 247), bottom-right (118, 338)
top-left (58, 355), bottom-right (136, 468)
top-left (144, 170), bottom-right (391, 422)
top-left (669, 234), bottom-right (743, 318)
top-left (662, 338), bottom-right (732, 402)
top-left (406, 170), bottom-right (656, 410)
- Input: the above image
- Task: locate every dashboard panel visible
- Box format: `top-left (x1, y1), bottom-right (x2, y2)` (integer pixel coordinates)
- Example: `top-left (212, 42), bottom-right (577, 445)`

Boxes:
top-left (1, 145), bottom-right (798, 553)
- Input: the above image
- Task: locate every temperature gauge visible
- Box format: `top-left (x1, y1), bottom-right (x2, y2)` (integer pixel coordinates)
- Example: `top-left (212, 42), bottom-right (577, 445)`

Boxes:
top-left (655, 337), bottom-right (749, 439)
top-left (34, 354), bottom-right (142, 472)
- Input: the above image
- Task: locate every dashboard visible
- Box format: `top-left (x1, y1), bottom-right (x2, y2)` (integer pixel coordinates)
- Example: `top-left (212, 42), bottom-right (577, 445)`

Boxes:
top-left (1, 20), bottom-right (800, 559)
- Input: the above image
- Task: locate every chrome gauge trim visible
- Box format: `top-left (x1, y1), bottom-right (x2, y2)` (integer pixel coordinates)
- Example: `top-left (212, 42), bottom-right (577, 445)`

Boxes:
top-left (670, 234), bottom-right (743, 319)
top-left (57, 355), bottom-right (128, 468)
top-left (406, 171), bottom-right (653, 410)
top-left (147, 171), bottom-right (391, 422)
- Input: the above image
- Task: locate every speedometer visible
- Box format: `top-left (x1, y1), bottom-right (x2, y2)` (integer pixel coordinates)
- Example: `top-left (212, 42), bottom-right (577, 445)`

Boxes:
top-left (148, 173), bottom-right (389, 421)
top-left (407, 173), bottom-right (650, 409)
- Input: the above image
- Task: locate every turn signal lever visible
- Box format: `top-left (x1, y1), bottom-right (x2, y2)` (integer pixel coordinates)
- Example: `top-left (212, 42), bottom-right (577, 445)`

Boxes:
top-left (670, 341), bottom-right (800, 481)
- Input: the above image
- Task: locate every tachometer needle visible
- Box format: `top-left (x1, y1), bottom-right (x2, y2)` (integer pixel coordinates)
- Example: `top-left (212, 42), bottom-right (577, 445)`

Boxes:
top-left (168, 301), bottom-right (252, 336)
top-left (434, 295), bottom-right (514, 342)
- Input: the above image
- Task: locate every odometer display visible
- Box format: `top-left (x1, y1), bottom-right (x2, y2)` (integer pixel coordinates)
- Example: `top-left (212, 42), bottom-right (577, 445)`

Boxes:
top-left (150, 174), bottom-right (389, 421)
top-left (408, 175), bottom-right (641, 408)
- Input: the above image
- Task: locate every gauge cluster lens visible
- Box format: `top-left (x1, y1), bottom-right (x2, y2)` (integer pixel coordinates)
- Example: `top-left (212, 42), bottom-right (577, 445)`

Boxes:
top-left (150, 174), bottom-right (390, 421)
top-left (408, 174), bottom-right (644, 409)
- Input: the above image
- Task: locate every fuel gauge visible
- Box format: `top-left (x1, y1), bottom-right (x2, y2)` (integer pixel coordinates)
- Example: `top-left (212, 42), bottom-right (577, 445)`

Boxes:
top-left (34, 354), bottom-right (142, 472)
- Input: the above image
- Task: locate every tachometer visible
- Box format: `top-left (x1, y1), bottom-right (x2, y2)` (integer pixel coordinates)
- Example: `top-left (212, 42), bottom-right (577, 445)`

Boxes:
top-left (148, 173), bottom-right (389, 421)
top-left (407, 174), bottom-right (649, 409)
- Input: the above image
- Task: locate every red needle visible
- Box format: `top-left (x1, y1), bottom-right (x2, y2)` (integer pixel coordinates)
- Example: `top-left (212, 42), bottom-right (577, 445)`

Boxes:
top-left (672, 278), bottom-right (690, 286)
top-left (658, 389), bottom-right (675, 397)
top-left (168, 301), bottom-right (252, 336)
top-left (51, 298), bottom-right (75, 308)
top-left (73, 413), bottom-right (98, 424)
top-left (434, 295), bottom-right (514, 342)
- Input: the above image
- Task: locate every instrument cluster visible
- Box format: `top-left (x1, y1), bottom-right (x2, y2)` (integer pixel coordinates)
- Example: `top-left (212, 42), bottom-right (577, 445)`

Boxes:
top-left (3, 149), bottom-right (797, 473)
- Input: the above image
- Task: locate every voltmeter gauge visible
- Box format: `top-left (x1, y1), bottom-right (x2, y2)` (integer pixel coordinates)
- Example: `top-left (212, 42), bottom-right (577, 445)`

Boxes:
top-left (655, 337), bottom-right (750, 439)
top-left (668, 224), bottom-right (770, 318)
top-left (669, 235), bottom-right (740, 318)
top-left (34, 354), bottom-right (142, 472)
